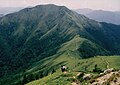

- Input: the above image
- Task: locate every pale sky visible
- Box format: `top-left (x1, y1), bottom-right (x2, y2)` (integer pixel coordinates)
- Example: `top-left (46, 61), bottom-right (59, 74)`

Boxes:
top-left (0, 0), bottom-right (120, 11)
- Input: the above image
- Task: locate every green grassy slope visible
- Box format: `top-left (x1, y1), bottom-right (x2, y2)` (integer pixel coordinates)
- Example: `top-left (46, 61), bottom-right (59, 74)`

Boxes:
top-left (0, 51), bottom-right (80, 85)
top-left (0, 35), bottom-right (117, 85)
top-left (26, 56), bottom-right (120, 85)
top-left (26, 70), bottom-right (71, 85)
top-left (58, 35), bottom-right (108, 58)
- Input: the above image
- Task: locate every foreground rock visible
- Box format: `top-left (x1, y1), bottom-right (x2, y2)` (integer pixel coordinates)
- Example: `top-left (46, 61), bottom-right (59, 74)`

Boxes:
top-left (104, 68), bottom-right (114, 74)
top-left (91, 71), bottom-right (120, 85)
top-left (83, 74), bottom-right (92, 80)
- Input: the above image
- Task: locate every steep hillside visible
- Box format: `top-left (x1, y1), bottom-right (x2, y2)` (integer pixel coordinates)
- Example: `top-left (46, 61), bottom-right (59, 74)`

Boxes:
top-left (0, 4), bottom-right (120, 85)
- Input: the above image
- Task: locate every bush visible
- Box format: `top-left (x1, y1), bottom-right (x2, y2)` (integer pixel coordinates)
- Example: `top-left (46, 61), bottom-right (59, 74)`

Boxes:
top-left (67, 78), bottom-right (77, 82)
top-left (93, 64), bottom-right (103, 73)
top-left (77, 72), bottom-right (84, 82)
top-left (51, 69), bottom-right (56, 74)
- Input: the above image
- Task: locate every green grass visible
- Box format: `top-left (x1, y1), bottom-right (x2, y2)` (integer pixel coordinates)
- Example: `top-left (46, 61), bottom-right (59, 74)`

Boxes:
top-left (1, 35), bottom-right (120, 85)
top-left (1, 46), bottom-right (120, 85)
top-left (74, 56), bottom-right (120, 72)
top-left (26, 70), bottom-right (71, 85)
top-left (26, 55), bottom-right (120, 85)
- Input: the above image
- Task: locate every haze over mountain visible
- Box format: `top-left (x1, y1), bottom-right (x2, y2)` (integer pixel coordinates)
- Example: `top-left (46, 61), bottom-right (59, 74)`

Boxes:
top-left (0, 7), bottom-right (23, 15)
top-left (75, 8), bottom-right (120, 25)
top-left (0, 14), bottom-right (4, 17)
top-left (0, 4), bottom-right (120, 85)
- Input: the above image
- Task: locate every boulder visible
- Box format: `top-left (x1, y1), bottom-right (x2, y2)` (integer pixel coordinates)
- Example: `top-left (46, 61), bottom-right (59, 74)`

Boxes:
top-left (76, 72), bottom-right (84, 77)
top-left (99, 73), bottom-right (104, 76)
top-left (104, 68), bottom-right (114, 74)
top-left (83, 74), bottom-right (92, 80)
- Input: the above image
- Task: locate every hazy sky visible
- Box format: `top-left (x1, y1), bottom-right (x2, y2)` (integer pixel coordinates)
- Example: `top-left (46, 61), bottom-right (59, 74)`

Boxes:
top-left (0, 0), bottom-right (120, 11)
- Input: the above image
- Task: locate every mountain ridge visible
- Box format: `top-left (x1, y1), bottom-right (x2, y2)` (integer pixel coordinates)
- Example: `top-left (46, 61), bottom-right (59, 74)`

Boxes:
top-left (0, 4), bottom-right (120, 85)
top-left (74, 8), bottom-right (120, 25)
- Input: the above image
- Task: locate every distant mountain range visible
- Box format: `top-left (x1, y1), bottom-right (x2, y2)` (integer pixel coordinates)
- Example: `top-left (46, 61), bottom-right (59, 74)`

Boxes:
top-left (0, 7), bottom-right (23, 15)
top-left (0, 5), bottom-right (120, 85)
top-left (0, 14), bottom-right (4, 17)
top-left (74, 8), bottom-right (120, 25)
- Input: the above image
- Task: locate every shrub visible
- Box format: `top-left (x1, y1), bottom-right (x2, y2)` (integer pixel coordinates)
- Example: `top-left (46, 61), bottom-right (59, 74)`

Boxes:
top-left (77, 72), bottom-right (84, 82)
top-left (93, 64), bottom-right (103, 73)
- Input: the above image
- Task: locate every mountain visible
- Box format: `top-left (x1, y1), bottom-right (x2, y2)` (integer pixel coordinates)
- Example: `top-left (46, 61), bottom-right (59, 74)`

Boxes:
top-left (0, 4), bottom-right (120, 85)
top-left (74, 9), bottom-right (120, 25)
top-left (74, 8), bottom-right (93, 14)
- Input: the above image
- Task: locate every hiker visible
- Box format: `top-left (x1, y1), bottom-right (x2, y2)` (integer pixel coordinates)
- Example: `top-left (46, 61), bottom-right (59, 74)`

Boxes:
top-left (61, 65), bottom-right (67, 72)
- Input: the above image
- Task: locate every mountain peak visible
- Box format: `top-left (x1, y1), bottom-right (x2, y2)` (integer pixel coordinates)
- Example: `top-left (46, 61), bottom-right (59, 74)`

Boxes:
top-left (34, 4), bottom-right (69, 11)
top-left (34, 4), bottom-right (64, 8)
top-left (20, 4), bottom-right (68, 13)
